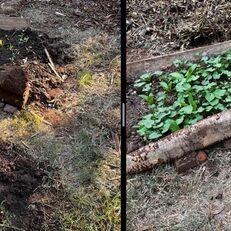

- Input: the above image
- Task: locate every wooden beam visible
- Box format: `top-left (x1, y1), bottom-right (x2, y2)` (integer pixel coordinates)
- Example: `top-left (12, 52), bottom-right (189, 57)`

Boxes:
top-left (127, 40), bottom-right (231, 82)
top-left (0, 14), bottom-right (29, 30)
top-left (127, 109), bottom-right (231, 174)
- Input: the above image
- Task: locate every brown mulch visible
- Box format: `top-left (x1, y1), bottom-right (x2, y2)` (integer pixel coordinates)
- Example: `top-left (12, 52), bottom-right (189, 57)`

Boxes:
top-left (127, 0), bottom-right (231, 61)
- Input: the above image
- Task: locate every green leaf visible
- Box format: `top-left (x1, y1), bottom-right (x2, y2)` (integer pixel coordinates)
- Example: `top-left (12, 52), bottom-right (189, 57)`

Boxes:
top-left (176, 116), bottom-right (184, 125)
top-left (197, 107), bottom-right (204, 113)
top-left (137, 127), bottom-right (147, 136)
top-left (222, 70), bottom-right (231, 77)
top-left (134, 81), bottom-right (146, 88)
top-left (179, 105), bottom-right (193, 114)
top-left (160, 81), bottom-right (169, 91)
top-left (215, 103), bottom-right (225, 111)
top-left (176, 83), bottom-right (191, 92)
top-left (140, 73), bottom-right (152, 81)
top-left (185, 64), bottom-right (197, 79)
top-left (206, 106), bottom-right (213, 112)
top-left (154, 71), bottom-right (163, 76)
top-left (225, 96), bottom-right (231, 102)
top-left (148, 132), bottom-right (162, 139)
top-left (140, 93), bottom-right (154, 105)
top-left (205, 92), bottom-right (215, 102)
top-left (170, 72), bottom-right (184, 80)
top-left (162, 121), bottom-right (171, 133)
top-left (142, 83), bottom-right (152, 93)
top-left (187, 114), bottom-right (203, 125)
top-left (188, 93), bottom-right (197, 110)
top-left (212, 72), bottom-right (221, 79)
top-left (213, 89), bottom-right (226, 98)
top-left (210, 98), bottom-right (219, 106)
top-left (169, 120), bottom-right (180, 132)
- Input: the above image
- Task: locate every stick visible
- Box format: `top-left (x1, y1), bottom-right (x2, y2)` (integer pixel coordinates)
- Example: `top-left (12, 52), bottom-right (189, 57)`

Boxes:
top-left (44, 48), bottom-right (64, 82)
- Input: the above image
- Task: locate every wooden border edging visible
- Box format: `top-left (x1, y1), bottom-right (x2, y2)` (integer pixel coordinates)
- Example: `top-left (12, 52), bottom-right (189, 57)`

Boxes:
top-left (127, 40), bottom-right (231, 82)
top-left (0, 14), bottom-right (30, 30)
top-left (127, 109), bottom-right (231, 174)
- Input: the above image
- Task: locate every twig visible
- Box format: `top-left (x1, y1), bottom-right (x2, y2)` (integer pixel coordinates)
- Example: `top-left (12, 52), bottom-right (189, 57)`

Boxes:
top-left (21, 141), bottom-right (30, 149)
top-left (44, 48), bottom-right (64, 82)
top-left (48, 63), bottom-right (64, 82)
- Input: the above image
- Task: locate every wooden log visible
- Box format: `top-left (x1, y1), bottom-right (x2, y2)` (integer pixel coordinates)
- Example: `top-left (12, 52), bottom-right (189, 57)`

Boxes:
top-left (127, 40), bottom-right (231, 82)
top-left (0, 14), bottom-right (29, 30)
top-left (175, 151), bottom-right (207, 173)
top-left (127, 109), bottom-right (231, 174)
top-left (0, 66), bottom-right (30, 108)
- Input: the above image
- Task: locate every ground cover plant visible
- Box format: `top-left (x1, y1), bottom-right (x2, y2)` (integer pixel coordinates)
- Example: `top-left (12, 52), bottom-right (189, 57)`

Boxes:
top-left (134, 49), bottom-right (231, 140)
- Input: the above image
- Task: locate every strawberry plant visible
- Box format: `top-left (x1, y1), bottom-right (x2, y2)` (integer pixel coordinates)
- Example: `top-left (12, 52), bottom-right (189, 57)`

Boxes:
top-left (134, 49), bottom-right (231, 140)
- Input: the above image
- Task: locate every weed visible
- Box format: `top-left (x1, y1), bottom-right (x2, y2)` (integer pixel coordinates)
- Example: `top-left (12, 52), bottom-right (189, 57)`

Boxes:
top-left (78, 70), bottom-right (93, 87)
top-left (134, 49), bottom-right (231, 140)
top-left (14, 110), bottom-right (43, 130)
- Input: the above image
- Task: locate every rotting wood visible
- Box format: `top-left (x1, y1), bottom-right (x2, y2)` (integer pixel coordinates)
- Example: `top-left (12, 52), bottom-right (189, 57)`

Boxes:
top-left (127, 40), bottom-right (231, 82)
top-left (0, 14), bottom-right (29, 30)
top-left (0, 66), bottom-right (30, 108)
top-left (127, 109), bottom-right (231, 174)
top-left (174, 151), bottom-right (207, 173)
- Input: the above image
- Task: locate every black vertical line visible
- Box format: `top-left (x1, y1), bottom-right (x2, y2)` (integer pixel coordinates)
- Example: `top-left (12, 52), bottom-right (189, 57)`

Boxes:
top-left (121, 0), bottom-right (126, 230)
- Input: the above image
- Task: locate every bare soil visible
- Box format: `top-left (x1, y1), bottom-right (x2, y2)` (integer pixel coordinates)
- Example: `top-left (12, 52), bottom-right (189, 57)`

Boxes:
top-left (0, 140), bottom-right (61, 231)
top-left (0, 29), bottom-right (74, 65)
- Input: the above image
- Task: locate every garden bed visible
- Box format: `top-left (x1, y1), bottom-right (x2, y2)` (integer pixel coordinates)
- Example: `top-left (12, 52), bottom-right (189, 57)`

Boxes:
top-left (127, 44), bottom-right (231, 173)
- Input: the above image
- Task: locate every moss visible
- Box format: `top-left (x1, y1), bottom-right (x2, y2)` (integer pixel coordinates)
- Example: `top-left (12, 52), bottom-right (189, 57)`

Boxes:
top-left (14, 110), bottom-right (43, 130)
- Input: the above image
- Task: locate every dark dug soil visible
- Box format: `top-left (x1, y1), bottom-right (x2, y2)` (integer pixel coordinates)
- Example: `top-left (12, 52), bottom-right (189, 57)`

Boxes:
top-left (0, 0), bottom-right (120, 35)
top-left (127, 0), bottom-right (231, 61)
top-left (0, 29), bottom-right (74, 65)
top-left (0, 140), bottom-right (61, 231)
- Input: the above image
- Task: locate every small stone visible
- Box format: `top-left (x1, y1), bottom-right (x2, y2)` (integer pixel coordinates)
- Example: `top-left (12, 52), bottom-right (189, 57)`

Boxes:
top-left (3, 104), bottom-right (18, 113)
top-left (0, 102), bottom-right (4, 108)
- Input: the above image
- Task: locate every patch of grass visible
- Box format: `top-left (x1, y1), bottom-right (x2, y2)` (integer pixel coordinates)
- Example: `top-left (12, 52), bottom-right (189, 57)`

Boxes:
top-left (78, 70), bottom-right (93, 87)
top-left (13, 109), bottom-right (43, 131)
top-left (61, 188), bottom-right (120, 231)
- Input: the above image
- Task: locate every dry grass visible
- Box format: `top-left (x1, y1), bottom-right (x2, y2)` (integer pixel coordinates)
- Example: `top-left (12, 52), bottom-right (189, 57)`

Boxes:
top-left (0, 32), bottom-right (120, 230)
top-left (127, 148), bottom-right (231, 231)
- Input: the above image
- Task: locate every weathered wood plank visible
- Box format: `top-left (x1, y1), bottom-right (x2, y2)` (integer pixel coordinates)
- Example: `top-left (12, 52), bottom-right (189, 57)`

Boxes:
top-left (127, 40), bottom-right (231, 82)
top-left (0, 14), bottom-right (29, 30)
top-left (127, 109), bottom-right (231, 174)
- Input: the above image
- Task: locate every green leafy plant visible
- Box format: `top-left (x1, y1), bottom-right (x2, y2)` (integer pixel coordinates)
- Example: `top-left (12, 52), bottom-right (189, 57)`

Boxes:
top-left (134, 49), bottom-right (231, 140)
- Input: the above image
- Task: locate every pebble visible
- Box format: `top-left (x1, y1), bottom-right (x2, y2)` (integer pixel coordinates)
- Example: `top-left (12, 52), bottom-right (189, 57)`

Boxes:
top-left (3, 104), bottom-right (18, 113)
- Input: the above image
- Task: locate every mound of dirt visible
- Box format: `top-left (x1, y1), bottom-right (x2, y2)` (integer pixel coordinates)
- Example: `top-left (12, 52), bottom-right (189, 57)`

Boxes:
top-left (0, 140), bottom-right (61, 230)
top-left (0, 28), bottom-right (75, 65)
top-left (127, 0), bottom-right (231, 60)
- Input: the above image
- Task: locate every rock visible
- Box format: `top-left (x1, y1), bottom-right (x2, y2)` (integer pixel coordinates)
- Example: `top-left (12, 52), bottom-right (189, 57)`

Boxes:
top-left (3, 104), bottom-right (18, 113)
top-left (0, 102), bottom-right (4, 108)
